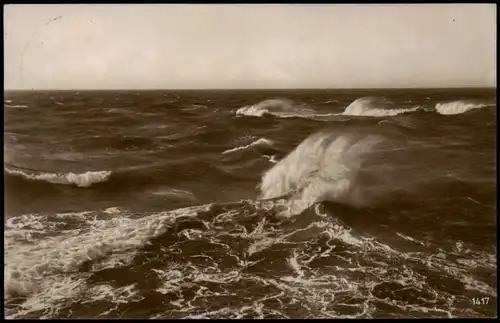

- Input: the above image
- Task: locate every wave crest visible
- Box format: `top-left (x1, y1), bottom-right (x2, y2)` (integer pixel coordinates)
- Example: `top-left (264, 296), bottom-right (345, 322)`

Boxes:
top-left (236, 98), bottom-right (315, 118)
top-left (5, 104), bottom-right (29, 109)
top-left (258, 131), bottom-right (384, 215)
top-left (435, 100), bottom-right (492, 115)
top-left (342, 97), bottom-right (421, 117)
top-left (5, 168), bottom-right (112, 188)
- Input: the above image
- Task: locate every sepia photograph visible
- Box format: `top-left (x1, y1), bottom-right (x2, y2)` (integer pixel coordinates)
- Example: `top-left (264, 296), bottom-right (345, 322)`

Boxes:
top-left (3, 3), bottom-right (496, 319)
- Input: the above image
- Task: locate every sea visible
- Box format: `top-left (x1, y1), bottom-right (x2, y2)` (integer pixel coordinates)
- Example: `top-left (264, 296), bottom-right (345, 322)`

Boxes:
top-left (3, 88), bottom-right (497, 318)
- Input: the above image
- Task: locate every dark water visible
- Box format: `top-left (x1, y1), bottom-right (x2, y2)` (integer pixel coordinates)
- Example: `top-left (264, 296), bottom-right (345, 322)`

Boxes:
top-left (4, 89), bottom-right (497, 318)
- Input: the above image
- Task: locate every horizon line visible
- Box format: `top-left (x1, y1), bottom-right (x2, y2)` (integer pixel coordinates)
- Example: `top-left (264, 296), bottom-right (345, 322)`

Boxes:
top-left (4, 86), bottom-right (496, 92)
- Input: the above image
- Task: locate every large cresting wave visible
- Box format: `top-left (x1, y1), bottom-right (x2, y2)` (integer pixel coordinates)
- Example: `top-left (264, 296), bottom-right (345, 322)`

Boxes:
top-left (258, 131), bottom-right (384, 215)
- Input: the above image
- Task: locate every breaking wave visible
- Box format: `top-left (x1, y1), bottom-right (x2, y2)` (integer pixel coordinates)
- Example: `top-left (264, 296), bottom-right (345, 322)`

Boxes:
top-left (5, 168), bottom-right (112, 188)
top-left (258, 131), bottom-right (384, 215)
top-left (435, 100), bottom-right (493, 115)
top-left (236, 99), bottom-right (316, 118)
top-left (342, 97), bottom-right (421, 117)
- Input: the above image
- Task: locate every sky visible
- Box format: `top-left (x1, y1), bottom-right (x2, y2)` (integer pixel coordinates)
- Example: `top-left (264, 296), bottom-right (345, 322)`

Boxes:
top-left (3, 4), bottom-right (497, 90)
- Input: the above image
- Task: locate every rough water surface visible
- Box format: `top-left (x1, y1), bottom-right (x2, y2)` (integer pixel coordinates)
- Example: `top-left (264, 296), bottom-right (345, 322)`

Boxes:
top-left (4, 88), bottom-right (496, 318)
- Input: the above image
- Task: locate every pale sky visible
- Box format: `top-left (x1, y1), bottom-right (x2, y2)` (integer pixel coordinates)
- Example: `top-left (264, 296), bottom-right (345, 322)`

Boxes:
top-left (3, 4), bottom-right (496, 90)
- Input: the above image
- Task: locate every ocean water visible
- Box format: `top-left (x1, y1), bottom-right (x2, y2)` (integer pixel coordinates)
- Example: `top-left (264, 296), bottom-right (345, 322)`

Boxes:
top-left (3, 88), bottom-right (497, 318)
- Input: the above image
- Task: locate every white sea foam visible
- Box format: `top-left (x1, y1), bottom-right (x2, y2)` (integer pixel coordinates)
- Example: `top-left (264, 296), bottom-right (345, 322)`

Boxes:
top-left (263, 155), bottom-right (279, 164)
top-left (5, 104), bottom-right (29, 109)
top-left (83, 284), bottom-right (144, 305)
top-left (434, 100), bottom-right (492, 115)
top-left (396, 232), bottom-right (427, 247)
top-left (7, 199), bottom-right (489, 319)
top-left (4, 205), bottom-right (211, 318)
top-left (102, 207), bottom-right (121, 214)
top-left (5, 168), bottom-right (112, 187)
top-left (5, 275), bottom-right (88, 319)
top-left (342, 97), bottom-right (421, 117)
top-left (222, 138), bottom-right (274, 155)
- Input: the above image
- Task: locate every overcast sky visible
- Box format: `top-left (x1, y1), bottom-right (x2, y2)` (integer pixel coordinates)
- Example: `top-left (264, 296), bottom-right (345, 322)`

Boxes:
top-left (4, 4), bottom-right (496, 90)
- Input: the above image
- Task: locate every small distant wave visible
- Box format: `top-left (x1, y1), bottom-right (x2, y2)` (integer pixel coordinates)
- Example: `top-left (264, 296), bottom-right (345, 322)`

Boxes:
top-left (5, 99), bottom-right (12, 103)
top-left (5, 104), bottom-right (29, 109)
top-left (435, 100), bottom-right (493, 115)
top-left (236, 98), bottom-right (315, 118)
top-left (222, 138), bottom-right (274, 155)
top-left (342, 97), bottom-right (421, 117)
top-left (5, 168), bottom-right (112, 188)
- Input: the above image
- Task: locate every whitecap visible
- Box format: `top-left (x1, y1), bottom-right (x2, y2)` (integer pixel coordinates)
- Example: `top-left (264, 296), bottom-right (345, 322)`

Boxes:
top-left (5, 168), bottom-right (112, 188)
top-left (222, 138), bottom-right (274, 155)
top-left (236, 98), bottom-right (315, 118)
top-left (435, 100), bottom-right (492, 115)
top-left (341, 97), bottom-right (421, 117)
top-left (5, 104), bottom-right (29, 109)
